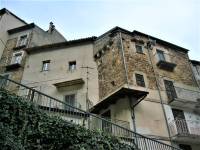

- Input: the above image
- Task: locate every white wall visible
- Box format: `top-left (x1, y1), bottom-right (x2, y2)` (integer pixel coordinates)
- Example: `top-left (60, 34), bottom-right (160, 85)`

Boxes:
top-left (21, 43), bottom-right (99, 110)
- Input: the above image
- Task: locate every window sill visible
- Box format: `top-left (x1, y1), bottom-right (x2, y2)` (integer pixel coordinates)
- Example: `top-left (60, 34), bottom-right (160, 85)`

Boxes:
top-left (6, 63), bottom-right (22, 71)
top-left (13, 45), bottom-right (26, 50)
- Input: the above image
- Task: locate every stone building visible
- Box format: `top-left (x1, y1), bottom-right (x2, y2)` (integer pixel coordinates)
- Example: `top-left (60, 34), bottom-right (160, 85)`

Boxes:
top-left (0, 8), bottom-right (199, 150)
top-left (91, 27), bottom-right (200, 150)
top-left (191, 60), bottom-right (200, 88)
top-left (0, 8), bottom-right (66, 89)
top-left (0, 8), bottom-right (27, 58)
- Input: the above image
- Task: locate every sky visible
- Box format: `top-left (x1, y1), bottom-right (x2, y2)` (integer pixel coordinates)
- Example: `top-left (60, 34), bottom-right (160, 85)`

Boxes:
top-left (0, 0), bottom-right (200, 60)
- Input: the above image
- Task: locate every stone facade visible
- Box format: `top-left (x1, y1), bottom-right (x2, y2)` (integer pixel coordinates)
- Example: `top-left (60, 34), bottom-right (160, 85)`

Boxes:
top-left (93, 28), bottom-right (200, 149)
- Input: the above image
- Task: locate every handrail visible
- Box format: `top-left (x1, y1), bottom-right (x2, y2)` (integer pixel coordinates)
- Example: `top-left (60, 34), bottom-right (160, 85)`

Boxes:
top-left (0, 75), bottom-right (182, 150)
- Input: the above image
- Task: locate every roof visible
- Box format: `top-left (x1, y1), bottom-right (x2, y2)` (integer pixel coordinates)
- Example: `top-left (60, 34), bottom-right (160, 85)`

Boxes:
top-left (25, 36), bottom-right (97, 53)
top-left (190, 60), bottom-right (200, 66)
top-left (97, 26), bottom-right (189, 53)
top-left (90, 87), bottom-right (148, 114)
top-left (0, 8), bottom-right (27, 24)
top-left (7, 23), bottom-right (35, 34)
top-left (132, 30), bottom-right (189, 53)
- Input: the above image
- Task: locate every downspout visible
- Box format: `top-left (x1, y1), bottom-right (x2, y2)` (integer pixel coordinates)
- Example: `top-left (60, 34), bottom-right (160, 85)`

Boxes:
top-left (187, 56), bottom-right (200, 90)
top-left (119, 31), bottom-right (129, 87)
top-left (119, 31), bottom-right (138, 146)
top-left (146, 41), bottom-right (172, 144)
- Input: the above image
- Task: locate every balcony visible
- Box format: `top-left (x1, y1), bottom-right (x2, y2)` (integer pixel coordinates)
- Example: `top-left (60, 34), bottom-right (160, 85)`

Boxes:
top-left (0, 56), bottom-right (23, 71)
top-left (53, 78), bottom-right (84, 88)
top-left (166, 86), bottom-right (200, 113)
top-left (156, 60), bottom-right (176, 71)
top-left (169, 119), bottom-right (200, 143)
top-left (90, 117), bottom-right (131, 137)
top-left (155, 51), bottom-right (177, 71)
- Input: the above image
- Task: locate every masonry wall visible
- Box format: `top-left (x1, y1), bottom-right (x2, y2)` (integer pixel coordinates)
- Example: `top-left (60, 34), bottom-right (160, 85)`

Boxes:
top-left (94, 30), bottom-right (199, 142)
top-left (94, 33), bottom-right (128, 100)
top-left (0, 12), bottom-right (26, 59)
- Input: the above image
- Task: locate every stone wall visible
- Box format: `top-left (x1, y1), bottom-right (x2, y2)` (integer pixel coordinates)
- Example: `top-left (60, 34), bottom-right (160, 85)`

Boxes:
top-left (94, 33), bottom-right (127, 99)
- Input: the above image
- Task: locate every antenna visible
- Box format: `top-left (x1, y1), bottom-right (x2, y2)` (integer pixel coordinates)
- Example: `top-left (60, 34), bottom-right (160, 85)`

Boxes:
top-left (81, 66), bottom-right (94, 112)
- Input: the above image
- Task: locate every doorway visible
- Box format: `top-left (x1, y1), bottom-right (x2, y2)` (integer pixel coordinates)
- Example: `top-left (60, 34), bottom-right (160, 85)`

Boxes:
top-left (172, 109), bottom-right (189, 135)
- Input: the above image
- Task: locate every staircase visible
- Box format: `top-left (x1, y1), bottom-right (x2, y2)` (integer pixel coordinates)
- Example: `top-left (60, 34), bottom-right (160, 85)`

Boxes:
top-left (0, 75), bottom-right (182, 150)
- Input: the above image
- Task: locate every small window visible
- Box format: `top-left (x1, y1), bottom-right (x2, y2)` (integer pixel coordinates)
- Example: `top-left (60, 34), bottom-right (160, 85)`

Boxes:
top-left (69, 61), bottom-right (76, 71)
top-left (11, 52), bottom-right (23, 64)
top-left (0, 74), bottom-right (9, 88)
top-left (42, 60), bottom-right (50, 71)
top-left (17, 35), bottom-right (28, 47)
top-left (135, 74), bottom-right (145, 87)
top-left (135, 45), bottom-right (143, 53)
top-left (157, 50), bottom-right (165, 61)
top-left (65, 94), bottom-right (75, 110)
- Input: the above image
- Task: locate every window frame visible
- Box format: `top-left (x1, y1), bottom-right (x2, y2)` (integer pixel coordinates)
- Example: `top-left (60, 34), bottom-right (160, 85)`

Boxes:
top-left (42, 60), bottom-right (50, 71)
top-left (157, 49), bottom-right (166, 61)
top-left (0, 74), bottom-right (10, 88)
top-left (17, 34), bottom-right (28, 47)
top-left (69, 61), bottom-right (76, 71)
top-left (135, 44), bottom-right (143, 54)
top-left (135, 73), bottom-right (146, 87)
top-left (11, 51), bottom-right (24, 65)
top-left (64, 94), bottom-right (76, 110)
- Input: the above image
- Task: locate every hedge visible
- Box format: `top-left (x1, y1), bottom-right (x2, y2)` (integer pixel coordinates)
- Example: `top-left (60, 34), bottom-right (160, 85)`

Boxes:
top-left (0, 89), bottom-right (135, 150)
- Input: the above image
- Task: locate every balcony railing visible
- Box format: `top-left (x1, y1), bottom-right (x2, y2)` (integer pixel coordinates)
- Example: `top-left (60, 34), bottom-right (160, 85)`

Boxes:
top-left (169, 119), bottom-right (200, 137)
top-left (166, 86), bottom-right (200, 111)
top-left (0, 75), bottom-right (182, 150)
top-left (0, 56), bottom-right (22, 70)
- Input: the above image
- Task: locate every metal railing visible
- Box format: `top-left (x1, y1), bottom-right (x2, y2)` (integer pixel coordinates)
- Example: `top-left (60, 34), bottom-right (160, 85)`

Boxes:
top-left (0, 75), bottom-right (182, 150)
top-left (169, 119), bottom-right (200, 137)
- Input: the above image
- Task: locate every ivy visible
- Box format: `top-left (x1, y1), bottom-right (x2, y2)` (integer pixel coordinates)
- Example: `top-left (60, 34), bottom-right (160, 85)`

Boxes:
top-left (0, 89), bottom-right (135, 150)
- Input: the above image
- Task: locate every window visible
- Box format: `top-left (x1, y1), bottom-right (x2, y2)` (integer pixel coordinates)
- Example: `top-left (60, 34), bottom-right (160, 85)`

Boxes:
top-left (135, 45), bottom-right (143, 53)
top-left (17, 35), bottom-right (28, 47)
top-left (164, 80), bottom-right (177, 101)
top-left (42, 60), bottom-right (50, 71)
top-left (69, 61), bottom-right (76, 71)
top-left (65, 94), bottom-right (75, 111)
top-left (135, 74), bottom-right (145, 87)
top-left (0, 74), bottom-right (9, 88)
top-left (11, 52), bottom-right (23, 64)
top-left (157, 50), bottom-right (165, 61)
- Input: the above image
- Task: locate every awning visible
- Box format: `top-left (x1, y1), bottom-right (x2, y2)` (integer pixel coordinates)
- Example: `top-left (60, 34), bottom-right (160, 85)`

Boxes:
top-left (90, 87), bottom-right (148, 114)
top-left (53, 78), bottom-right (84, 88)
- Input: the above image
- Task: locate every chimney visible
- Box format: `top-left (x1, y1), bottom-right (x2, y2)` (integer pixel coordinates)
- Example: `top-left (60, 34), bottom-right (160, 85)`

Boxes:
top-left (48, 22), bottom-right (55, 33)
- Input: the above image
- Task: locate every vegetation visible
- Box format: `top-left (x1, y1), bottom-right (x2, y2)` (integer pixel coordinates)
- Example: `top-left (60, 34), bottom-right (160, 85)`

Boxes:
top-left (0, 89), bottom-right (134, 150)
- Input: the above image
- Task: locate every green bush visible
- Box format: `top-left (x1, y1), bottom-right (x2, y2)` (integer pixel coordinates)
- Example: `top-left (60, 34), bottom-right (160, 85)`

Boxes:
top-left (0, 89), bottom-right (134, 150)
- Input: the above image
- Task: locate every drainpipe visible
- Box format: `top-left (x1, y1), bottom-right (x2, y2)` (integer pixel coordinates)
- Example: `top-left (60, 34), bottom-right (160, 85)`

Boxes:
top-left (187, 56), bottom-right (200, 90)
top-left (119, 31), bottom-right (139, 146)
top-left (119, 31), bottom-right (129, 87)
top-left (146, 41), bottom-right (172, 144)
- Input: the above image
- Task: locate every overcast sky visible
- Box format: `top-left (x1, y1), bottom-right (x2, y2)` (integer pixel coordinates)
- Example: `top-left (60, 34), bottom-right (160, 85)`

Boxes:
top-left (0, 0), bottom-right (199, 60)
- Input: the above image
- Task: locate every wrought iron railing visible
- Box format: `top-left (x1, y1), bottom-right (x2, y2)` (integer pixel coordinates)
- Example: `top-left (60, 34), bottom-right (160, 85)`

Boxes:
top-left (0, 75), bottom-right (182, 150)
top-left (169, 119), bottom-right (200, 137)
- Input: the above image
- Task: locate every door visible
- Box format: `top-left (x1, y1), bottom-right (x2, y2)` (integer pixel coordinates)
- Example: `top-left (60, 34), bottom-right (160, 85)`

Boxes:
top-left (172, 109), bottom-right (189, 135)
top-left (164, 80), bottom-right (177, 102)
top-left (101, 110), bottom-right (112, 133)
